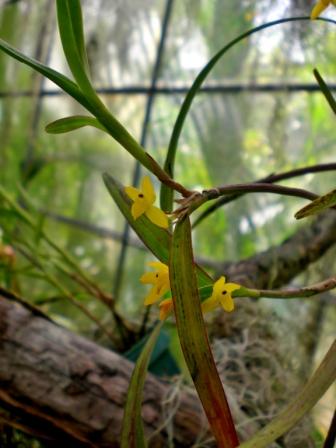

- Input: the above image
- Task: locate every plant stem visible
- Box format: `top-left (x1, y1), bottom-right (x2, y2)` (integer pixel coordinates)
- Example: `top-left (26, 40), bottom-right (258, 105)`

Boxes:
top-left (194, 162), bottom-right (336, 227)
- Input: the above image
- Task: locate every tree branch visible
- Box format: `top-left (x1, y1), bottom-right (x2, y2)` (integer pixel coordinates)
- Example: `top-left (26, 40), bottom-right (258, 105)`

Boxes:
top-left (220, 211), bottom-right (336, 288)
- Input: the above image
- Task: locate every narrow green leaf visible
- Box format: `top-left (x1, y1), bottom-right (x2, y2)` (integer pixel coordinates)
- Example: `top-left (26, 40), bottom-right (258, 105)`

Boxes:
top-left (160, 17), bottom-right (336, 212)
top-left (295, 189), bottom-right (336, 219)
top-left (0, 40), bottom-right (162, 175)
top-left (170, 216), bottom-right (239, 447)
top-left (45, 115), bottom-right (106, 134)
top-left (314, 68), bottom-right (336, 115)
top-left (0, 38), bottom-right (91, 110)
top-left (56, 0), bottom-right (95, 97)
top-left (125, 328), bottom-right (180, 376)
top-left (240, 339), bottom-right (336, 448)
top-left (56, 0), bottom-right (164, 173)
top-left (121, 322), bottom-right (163, 448)
top-left (67, 0), bottom-right (89, 73)
top-left (55, 0), bottom-right (153, 176)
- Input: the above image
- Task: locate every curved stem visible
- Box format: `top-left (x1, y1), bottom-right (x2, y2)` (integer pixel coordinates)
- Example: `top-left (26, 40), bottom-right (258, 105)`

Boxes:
top-left (194, 163), bottom-right (336, 227)
top-left (174, 183), bottom-right (321, 217)
top-left (234, 276), bottom-right (336, 299)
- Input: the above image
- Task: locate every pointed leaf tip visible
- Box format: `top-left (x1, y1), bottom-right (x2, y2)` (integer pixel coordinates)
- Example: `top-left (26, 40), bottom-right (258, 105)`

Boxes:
top-left (45, 116), bottom-right (105, 134)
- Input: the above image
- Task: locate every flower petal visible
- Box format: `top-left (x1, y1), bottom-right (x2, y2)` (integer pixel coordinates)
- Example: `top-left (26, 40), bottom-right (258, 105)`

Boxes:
top-left (140, 272), bottom-right (157, 284)
top-left (144, 286), bottom-right (161, 305)
top-left (157, 280), bottom-right (170, 297)
top-left (142, 176), bottom-right (156, 204)
top-left (201, 296), bottom-right (219, 314)
top-left (159, 298), bottom-right (173, 320)
top-left (311, 1), bottom-right (328, 19)
top-left (213, 276), bottom-right (226, 296)
top-left (219, 294), bottom-right (235, 312)
top-left (225, 283), bottom-right (241, 293)
top-left (145, 206), bottom-right (169, 228)
top-left (148, 261), bottom-right (168, 272)
top-left (125, 185), bottom-right (141, 201)
top-left (131, 199), bottom-right (149, 219)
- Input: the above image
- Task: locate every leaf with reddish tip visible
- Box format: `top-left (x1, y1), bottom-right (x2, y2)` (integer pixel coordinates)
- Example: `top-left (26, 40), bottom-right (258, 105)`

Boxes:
top-left (170, 215), bottom-right (239, 448)
top-left (121, 322), bottom-right (163, 448)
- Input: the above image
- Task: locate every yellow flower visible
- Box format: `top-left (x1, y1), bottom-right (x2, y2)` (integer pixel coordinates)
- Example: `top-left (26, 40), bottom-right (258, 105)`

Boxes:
top-left (140, 261), bottom-right (170, 306)
top-left (140, 266), bottom-right (241, 320)
top-left (125, 176), bottom-right (168, 228)
top-left (311, 0), bottom-right (336, 19)
top-left (201, 276), bottom-right (241, 313)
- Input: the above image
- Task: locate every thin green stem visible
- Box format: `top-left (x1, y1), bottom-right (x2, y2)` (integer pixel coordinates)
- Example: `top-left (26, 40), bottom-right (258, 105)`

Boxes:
top-left (16, 245), bottom-right (117, 343)
top-left (1, 186), bottom-right (129, 343)
top-left (198, 277), bottom-right (336, 302)
top-left (162, 16), bottom-right (336, 212)
top-left (235, 276), bottom-right (336, 299)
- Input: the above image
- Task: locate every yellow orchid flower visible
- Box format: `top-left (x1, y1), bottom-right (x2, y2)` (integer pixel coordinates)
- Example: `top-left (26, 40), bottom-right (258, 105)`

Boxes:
top-left (140, 261), bottom-right (170, 306)
top-left (125, 176), bottom-right (168, 228)
top-left (311, 0), bottom-right (336, 19)
top-left (140, 265), bottom-right (241, 320)
top-left (201, 276), bottom-right (241, 313)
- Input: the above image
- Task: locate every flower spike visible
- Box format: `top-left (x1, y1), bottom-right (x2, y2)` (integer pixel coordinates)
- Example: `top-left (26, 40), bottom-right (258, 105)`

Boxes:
top-left (125, 176), bottom-right (168, 228)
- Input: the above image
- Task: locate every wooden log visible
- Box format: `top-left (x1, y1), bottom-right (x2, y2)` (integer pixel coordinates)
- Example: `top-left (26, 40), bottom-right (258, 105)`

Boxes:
top-left (0, 294), bottom-right (205, 447)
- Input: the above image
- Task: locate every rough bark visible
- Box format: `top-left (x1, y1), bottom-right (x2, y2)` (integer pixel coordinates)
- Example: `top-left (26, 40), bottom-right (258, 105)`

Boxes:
top-left (0, 294), bottom-right (204, 447)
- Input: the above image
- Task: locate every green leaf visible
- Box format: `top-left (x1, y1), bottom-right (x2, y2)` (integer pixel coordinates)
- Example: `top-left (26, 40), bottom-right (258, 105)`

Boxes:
top-left (170, 216), bottom-right (238, 447)
top-left (45, 116), bottom-right (106, 134)
top-left (66, 0), bottom-right (89, 73)
top-left (121, 322), bottom-right (163, 448)
top-left (0, 38), bottom-right (91, 110)
top-left (54, 0), bottom-right (159, 173)
top-left (160, 16), bottom-right (336, 212)
top-left (55, 0), bottom-right (161, 173)
top-left (0, 38), bottom-right (161, 175)
top-left (314, 68), bottom-right (336, 115)
top-left (56, 0), bottom-right (94, 97)
top-left (102, 173), bottom-right (211, 287)
top-left (240, 339), bottom-right (336, 448)
top-left (295, 188), bottom-right (336, 219)
top-left (125, 328), bottom-right (180, 376)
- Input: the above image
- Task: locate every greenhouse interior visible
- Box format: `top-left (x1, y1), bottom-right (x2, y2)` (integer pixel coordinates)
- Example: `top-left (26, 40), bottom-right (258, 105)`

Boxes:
top-left (0, 0), bottom-right (335, 447)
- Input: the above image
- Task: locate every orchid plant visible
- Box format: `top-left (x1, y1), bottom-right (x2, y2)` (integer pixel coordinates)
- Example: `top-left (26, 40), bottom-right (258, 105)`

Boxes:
top-left (0, 1), bottom-right (335, 447)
